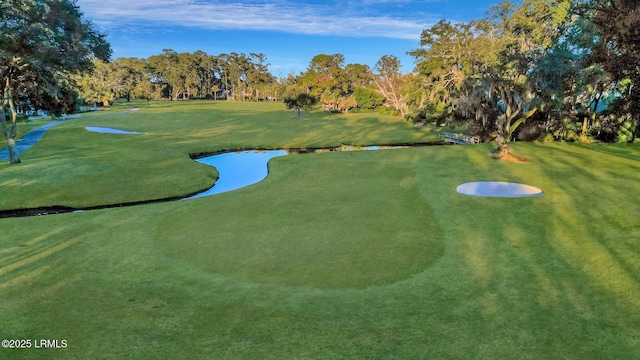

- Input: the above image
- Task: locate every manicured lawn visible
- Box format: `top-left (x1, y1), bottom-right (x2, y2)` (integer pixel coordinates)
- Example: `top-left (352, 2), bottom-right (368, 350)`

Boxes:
top-left (0, 101), bottom-right (436, 210)
top-left (1, 101), bottom-right (639, 359)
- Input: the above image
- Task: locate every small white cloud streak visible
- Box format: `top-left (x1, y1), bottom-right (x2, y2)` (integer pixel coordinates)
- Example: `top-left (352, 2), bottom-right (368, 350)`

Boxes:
top-left (77, 0), bottom-right (432, 40)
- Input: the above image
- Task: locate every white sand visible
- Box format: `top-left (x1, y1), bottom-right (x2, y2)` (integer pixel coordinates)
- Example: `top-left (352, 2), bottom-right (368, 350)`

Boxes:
top-left (457, 181), bottom-right (543, 197)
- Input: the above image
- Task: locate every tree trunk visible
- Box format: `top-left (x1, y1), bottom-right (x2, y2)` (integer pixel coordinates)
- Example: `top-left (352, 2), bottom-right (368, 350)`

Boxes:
top-left (492, 113), bottom-right (513, 158)
top-left (494, 133), bottom-right (510, 158)
top-left (587, 94), bottom-right (602, 134)
top-left (2, 78), bottom-right (21, 164)
top-left (4, 135), bottom-right (20, 163)
top-left (1, 108), bottom-right (21, 163)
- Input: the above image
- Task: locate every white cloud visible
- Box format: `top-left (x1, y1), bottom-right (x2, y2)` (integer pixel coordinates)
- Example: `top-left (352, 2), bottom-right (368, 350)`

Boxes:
top-left (76, 0), bottom-right (433, 40)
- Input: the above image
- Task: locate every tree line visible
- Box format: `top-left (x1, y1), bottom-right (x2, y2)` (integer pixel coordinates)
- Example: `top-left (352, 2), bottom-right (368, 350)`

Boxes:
top-left (76, 0), bottom-right (640, 150)
top-left (2, 0), bottom-right (639, 164)
top-left (74, 50), bottom-right (389, 113)
top-left (76, 50), bottom-right (277, 105)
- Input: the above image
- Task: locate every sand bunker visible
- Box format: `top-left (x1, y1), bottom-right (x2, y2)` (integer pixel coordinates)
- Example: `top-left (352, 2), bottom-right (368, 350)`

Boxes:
top-left (457, 181), bottom-right (543, 197)
top-left (85, 126), bottom-right (145, 135)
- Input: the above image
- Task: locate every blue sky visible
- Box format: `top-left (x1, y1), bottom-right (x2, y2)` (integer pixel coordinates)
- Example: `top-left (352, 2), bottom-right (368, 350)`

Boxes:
top-left (76, 0), bottom-right (498, 76)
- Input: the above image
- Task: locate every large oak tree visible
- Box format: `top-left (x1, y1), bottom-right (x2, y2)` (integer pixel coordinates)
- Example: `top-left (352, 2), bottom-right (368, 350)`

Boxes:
top-left (0, 0), bottom-right (110, 163)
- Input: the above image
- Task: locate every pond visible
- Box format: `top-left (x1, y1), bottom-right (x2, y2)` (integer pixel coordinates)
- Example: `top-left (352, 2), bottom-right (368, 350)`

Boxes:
top-left (185, 150), bottom-right (289, 199)
top-left (184, 145), bottom-right (411, 199)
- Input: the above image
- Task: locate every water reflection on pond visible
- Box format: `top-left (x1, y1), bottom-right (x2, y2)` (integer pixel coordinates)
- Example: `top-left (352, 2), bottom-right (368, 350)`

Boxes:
top-left (184, 146), bottom-right (412, 199)
top-left (185, 150), bottom-right (288, 199)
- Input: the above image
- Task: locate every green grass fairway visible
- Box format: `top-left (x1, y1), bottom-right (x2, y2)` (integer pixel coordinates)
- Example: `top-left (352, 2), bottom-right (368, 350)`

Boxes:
top-left (1, 101), bottom-right (639, 359)
top-left (0, 101), bottom-right (436, 210)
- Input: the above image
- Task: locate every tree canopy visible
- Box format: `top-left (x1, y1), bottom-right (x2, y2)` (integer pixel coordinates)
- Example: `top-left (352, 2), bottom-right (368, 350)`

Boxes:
top-left (0, 0), bottom-right (110, 163)
top-left (403, 0), bottom-right (640, 154)
top-left (3, 0), bottom-right (639, 164)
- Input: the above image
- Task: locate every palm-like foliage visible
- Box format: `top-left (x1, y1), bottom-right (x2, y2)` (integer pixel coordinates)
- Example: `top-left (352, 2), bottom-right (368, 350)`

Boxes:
top-left (456, 75), bottom-right (537, 156)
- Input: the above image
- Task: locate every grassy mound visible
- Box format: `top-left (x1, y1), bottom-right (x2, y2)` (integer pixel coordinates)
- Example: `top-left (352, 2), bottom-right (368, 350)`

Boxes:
top-left (153, 152), bottom-right (445, 289)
